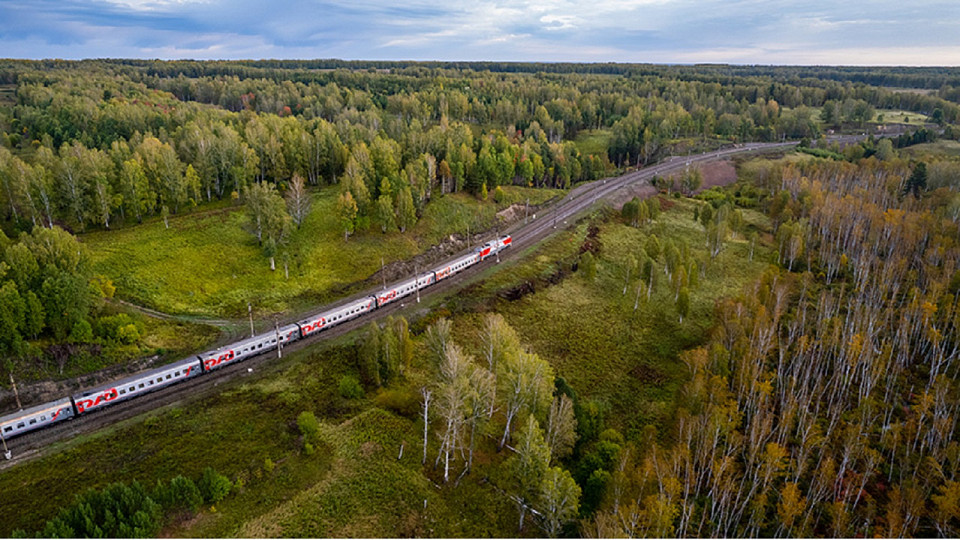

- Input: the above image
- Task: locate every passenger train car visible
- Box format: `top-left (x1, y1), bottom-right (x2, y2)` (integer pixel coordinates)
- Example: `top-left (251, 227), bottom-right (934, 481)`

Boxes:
top-left (0, 236), bottom-right (512, 444)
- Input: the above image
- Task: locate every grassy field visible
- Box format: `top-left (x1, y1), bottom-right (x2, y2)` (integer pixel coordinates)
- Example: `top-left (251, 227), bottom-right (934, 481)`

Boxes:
top-left (875, 109), bottom-right (931, 125)
top-left (83, 185), bottom-right (561, 319)
top-left (573, 129), bottom-right (613, 156)
top-left (3, 182), bottom-right (776, 537)
top-left (901, 139), bottom-right (960, 158)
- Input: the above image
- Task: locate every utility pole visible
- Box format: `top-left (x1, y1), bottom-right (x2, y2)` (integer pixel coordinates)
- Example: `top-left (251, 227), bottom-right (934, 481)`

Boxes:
top-left (1, 428), bottom-right (9, 460)
top-left (381, 257), bottom-right (387, 290)
top-left (495, 223), bottom-right (501, 264)
top-left (275, 317), bottom-right (282, 359)
top-left (524, 197), bottom-right (529, 224)
top-left (10, 373), bottom-right (21, 411)
top-left (248, 302), bottom-right (255, 338)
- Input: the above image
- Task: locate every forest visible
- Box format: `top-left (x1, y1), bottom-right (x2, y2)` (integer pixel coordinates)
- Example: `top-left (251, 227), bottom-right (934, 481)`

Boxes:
top-left (2, 60), bottom-right (960, 538)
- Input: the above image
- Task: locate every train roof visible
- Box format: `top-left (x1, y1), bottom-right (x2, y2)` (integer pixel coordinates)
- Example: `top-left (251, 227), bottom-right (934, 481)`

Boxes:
top-left (74, 355), bottom-right (201, 398)
top-left (0, 397), bottom-right (73, 425)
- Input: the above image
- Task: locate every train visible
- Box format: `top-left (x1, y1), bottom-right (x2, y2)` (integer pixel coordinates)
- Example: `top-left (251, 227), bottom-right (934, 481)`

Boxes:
top-left (0, 235), bottom-right (512, 445)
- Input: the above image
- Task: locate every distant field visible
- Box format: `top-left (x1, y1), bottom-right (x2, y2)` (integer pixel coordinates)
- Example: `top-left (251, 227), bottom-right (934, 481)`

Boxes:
top-left (573, 128), bottom-right (613, 155)
top-left (83, 185), bottom-right (561, 319)
top-left (881, 86), bottom-right (935, 96)
top-left (900, 139), bottom-right (960, 157)
top-left (875, 109), bottom-right (931, 125)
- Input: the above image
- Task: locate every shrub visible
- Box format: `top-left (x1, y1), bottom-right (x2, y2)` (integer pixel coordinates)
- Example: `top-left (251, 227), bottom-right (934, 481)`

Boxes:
top-left (339, 375), bottom-right (364, 399)
top-left (263, 458), bottom-right (275, 474)
top-left (297, 411), bottom-right (320, 444)
top-left (156, 475), bottom-right (203, 513)
top-left (493, 185), bottom-right (505, 204)
top-left (33, 481), bottom-right (163, 538)
top-left (373, 388), bottom-right (419, 417)
top-left (197, 467), bottom-right (232, 504)
top-left (68, 319), bottom-right (93, 343)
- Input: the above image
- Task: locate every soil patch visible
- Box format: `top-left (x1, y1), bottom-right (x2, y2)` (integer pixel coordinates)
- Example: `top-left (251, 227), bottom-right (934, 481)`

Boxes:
top-left (696, 159), bottom-right (738, 191)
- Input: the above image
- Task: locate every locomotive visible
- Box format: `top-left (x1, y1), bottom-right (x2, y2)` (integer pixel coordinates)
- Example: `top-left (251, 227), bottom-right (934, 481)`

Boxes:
top-left (0, 236), bottom-right (511, 444)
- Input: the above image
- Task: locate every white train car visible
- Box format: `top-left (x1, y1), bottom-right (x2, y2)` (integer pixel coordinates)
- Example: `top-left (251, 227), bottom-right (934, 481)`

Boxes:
top-left (0, 398), bottom-right (75, 439)
top-left (297, 296), bottom-right (377, 338)
top-left (434, 252), bottom-right (481, 281)
top-left (72, 357), bottom-right (203, 414)
top-left (200, 322), bottom-right (302, 372)
top-left (375, 271), bottom-right (434, 308)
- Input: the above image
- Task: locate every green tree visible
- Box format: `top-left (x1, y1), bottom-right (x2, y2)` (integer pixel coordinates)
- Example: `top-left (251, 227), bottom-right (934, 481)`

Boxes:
top-left (197, 467), bottom-right (232, 504)
top-left (395, 186), bottom-right (416, 233)
top-left (335, 190), bottom-right (358, 241)
top-left (537, 466), bottom-right (581, 537)
top-left (677, 287), bottom-right (690, 323)
top-left (905, 161), bottom-right (928, 198)
top-left (503, 414), bottom-right (551, 532)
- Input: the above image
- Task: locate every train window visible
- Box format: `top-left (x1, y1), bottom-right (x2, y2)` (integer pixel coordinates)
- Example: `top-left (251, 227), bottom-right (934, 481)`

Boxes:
top-left (29, 419), bottom-right (36, 425)
top-left (166, 374), bottom-right (172, 380)
top-left (3, 426), bottom-right (11, 433)
top-left (148, 380), bottom-right (153, 385)
top-left (41, 415), bottom-right (46, 421)
top-left (139, 383), bottom-right (145, 389)
top-left (175, 371), bottom-right (180, 376)
top-left (129, 386), bottom-right (135, 392)
top-left (17, 422), bottom-right (24, 428)
top-left (120, 389), bottom-right (126, 395)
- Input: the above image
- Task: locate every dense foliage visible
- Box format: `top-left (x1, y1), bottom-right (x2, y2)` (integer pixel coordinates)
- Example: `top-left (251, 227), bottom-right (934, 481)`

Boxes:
top-left (588, 156), bottom-right (960, 537)
top-left (2, 60), bottom-right (958, 240)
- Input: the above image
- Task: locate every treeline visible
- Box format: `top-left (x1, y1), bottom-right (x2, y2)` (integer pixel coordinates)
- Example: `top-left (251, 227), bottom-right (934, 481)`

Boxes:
top-left (2, 61), bottom-right (959, 236)
top-left (0, 68), bottom-right (611, 237)
top-left (13, 467), bottom-right (232, 538)
top-left (5, 60), bottom-right (959, 89)
top-left (589, 157), bottom-right (960, 536)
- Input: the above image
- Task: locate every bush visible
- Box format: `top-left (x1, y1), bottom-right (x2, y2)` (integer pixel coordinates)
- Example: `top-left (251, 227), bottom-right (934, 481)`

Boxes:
top-left (373, 388), bottom-right (419, 417)
top-left (95, 314), bottom-right (144, 344)
top-left (493, 185), bottom-right (505, 204)
top-left (33, 481), bottom-right (163, 538)
top-left (197, 467), bottom-right (232, 504)
top-left (339, 375), bottom-right (364, 399)
top-left (156, 475), bottom-right (203, 513)
top-left (297, 411), bottom-right (320, 444)
top-left (68, 319), bottom-right (93, 343)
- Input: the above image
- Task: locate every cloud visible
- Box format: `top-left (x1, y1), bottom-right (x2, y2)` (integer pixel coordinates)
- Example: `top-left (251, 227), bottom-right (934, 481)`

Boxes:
top-left (0, 0), bottom-right (958, 64)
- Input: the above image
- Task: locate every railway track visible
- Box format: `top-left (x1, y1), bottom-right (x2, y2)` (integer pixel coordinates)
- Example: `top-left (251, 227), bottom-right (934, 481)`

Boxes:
top-left (0, 141), bottom-right (796, 470)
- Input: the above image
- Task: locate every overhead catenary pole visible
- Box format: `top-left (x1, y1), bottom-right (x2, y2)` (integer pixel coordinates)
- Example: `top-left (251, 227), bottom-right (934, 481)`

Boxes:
top-left (1, 428), bottom-right (9, 460)
top-left (381, 257), bottom-right (387, 291)
top-left (275, 317), bottom-right (282, 359)
top-left (248, 302), bottom-right (255, 338)
top-left (10, 373), bottom-right (21, 411)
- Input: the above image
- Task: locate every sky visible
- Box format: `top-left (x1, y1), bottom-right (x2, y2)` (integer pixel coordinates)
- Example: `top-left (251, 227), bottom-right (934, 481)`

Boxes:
top-left (1, 0), bottom-right (960, 65)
